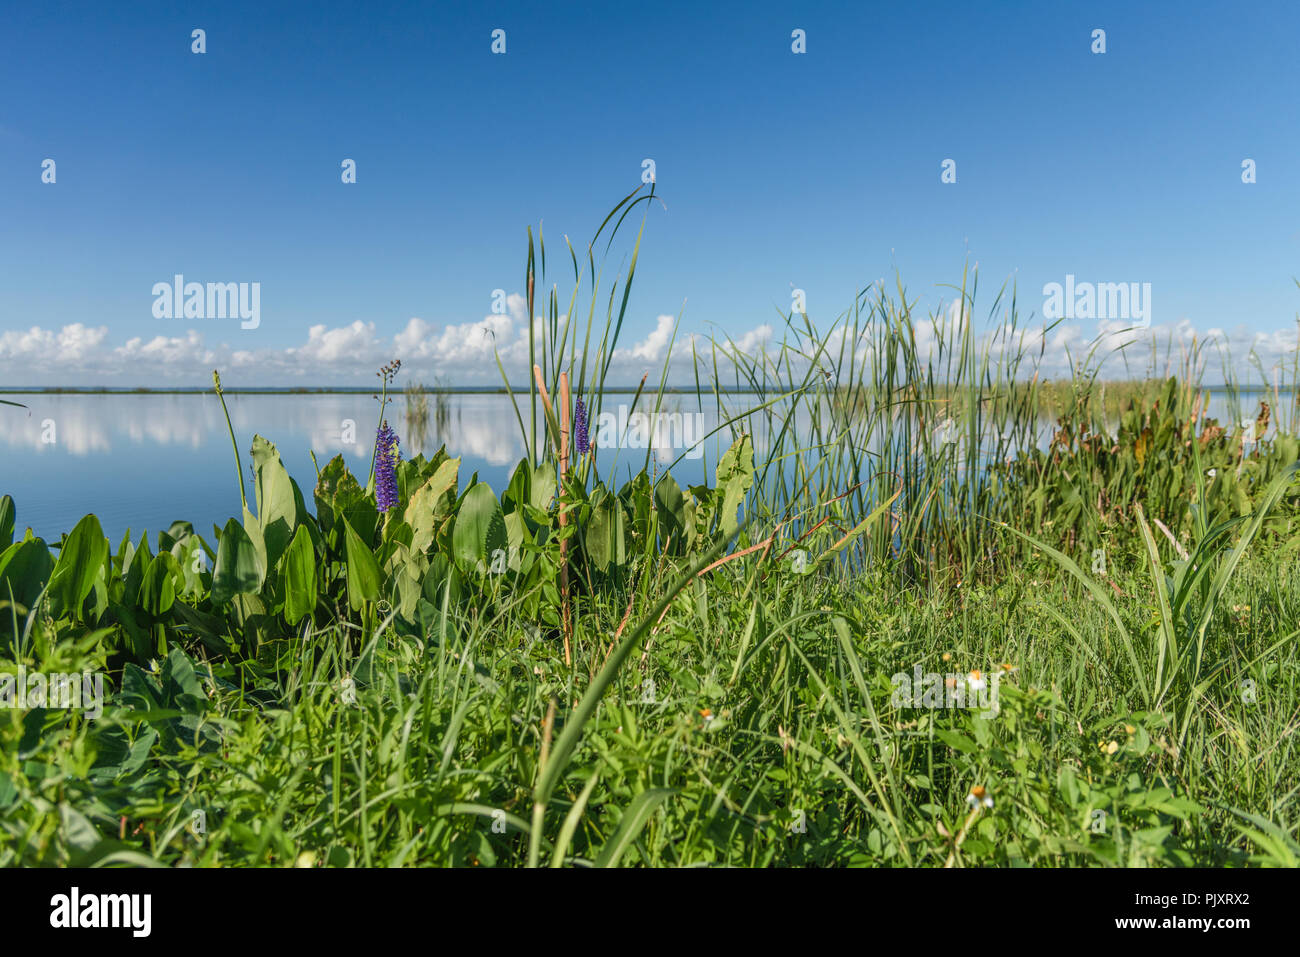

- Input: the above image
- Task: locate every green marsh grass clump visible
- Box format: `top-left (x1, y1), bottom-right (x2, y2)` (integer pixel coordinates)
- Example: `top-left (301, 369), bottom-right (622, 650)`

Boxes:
top-left (404, 382), bottom-right (430, 453)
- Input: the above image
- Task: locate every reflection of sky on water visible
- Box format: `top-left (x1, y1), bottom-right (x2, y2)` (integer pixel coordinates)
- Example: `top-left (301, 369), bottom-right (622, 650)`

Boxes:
top-left (0, 393), bottom-right (741, 542)
top-left (0, 389), bottom-right (1280, 543)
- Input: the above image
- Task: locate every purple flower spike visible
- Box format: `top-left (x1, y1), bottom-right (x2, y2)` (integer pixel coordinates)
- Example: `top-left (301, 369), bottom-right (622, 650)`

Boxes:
top-left (375, 422), bottom-right (401, 513)
top-left (574, 397), bottom-right (589, 456)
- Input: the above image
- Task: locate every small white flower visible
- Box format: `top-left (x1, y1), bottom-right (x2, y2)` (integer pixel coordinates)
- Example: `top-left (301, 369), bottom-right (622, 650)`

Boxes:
top-left (967, 786), bottom-right (994, 809)
top-left (966, 670), bottom-right (987, 693)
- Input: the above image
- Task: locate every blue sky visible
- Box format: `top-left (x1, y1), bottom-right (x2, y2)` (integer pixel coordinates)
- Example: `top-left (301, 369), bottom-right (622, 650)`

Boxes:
top-left (2, 0), bottom-right (1298, 386)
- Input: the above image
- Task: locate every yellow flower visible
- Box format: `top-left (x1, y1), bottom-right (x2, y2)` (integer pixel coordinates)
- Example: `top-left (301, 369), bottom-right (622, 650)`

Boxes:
top-left (966, 786), bottom-right (994, 809)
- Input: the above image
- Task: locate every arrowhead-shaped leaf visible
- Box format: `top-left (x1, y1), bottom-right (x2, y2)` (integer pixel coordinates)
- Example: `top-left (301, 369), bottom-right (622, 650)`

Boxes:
top-left (451, 483), bottom-right (506, 570)
top-left (211, 518), bottom-right (264, 605)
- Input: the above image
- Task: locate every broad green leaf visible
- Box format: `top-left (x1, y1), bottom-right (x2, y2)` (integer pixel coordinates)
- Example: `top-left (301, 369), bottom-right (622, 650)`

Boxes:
top-left (344, 518), bottom-right (382, 611)
top-left (654, 473), bottom-right (686, 546)
top-left (0, 537), bottom-right (53, 615)
top-left (121, 532), bottom-right (151, 605)
top-left (504, 458), bottom-right (531, 511)
top-left (160, 647), bottom-right (207, 714)
top-left (211, 518), bottom-right (264, 604)
top-left (49, 514), bottom-right (109, 619)
top-left (315, 454), bottom-right (373, 539)
top-left (251, 435), bottom-right (298, 567)
top-left (159, 520), bottom-right (194, 554)
top-left (530, 462), bottom-right (557, 512)
top-left (171, 533), bottom-right (211, 596)
top-left (138, 552), bottom-right (178, 617)
top-left (404, 456), bottom-right (459, 553)
top-left (503, 511), bottom-right (526, 571)
top-left (0, 495), bottom-right (14, 548)
top-left (171, 600), bottom-right (234, 656)
top-left (714, 434), bottom-right (754, 537)
top-left (451, 483), bottom-right (506, 569)
top-left (585, 487), bottom-right (627, 572)
top-left (280, 524), bottom-right (317, 625)
top-left (240, 505), bottom-right (268, 588)
top-left (389, 545), bottom-right (423, 620)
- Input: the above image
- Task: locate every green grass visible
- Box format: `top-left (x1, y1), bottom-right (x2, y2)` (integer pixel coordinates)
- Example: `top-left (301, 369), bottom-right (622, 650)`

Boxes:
top-left (2, 188), bottom-right (1299, 867)
top-left (3, 529), bottom-right (1297, 866)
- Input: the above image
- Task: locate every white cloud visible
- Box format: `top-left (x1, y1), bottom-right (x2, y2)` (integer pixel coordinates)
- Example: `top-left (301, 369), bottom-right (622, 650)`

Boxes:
top-left (0, 323), bottom-right (111, 368)
top-left (3, 298), bottom-right (1299, 390)
top-left (114, 329), bottom-right (219, 368)
top-left (616, 314), bottom-right (677, 362)
top-left (290, 321), bottom-right (384, 365)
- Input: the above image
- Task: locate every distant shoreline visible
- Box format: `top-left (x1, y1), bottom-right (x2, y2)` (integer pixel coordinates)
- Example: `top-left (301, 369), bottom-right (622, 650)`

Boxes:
top-left (0, 385), bottom-right (730, 395)
top-left (0, 383), bottom-right (1286, 395)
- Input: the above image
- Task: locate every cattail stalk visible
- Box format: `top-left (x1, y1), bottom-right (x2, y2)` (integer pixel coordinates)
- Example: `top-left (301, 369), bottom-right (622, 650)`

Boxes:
top-left (558, 371), bottom-right (572, 665)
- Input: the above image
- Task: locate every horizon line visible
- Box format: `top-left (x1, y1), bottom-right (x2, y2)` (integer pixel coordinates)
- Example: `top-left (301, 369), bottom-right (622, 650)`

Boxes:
top-left (0, 380), bottom-right (1284, 396)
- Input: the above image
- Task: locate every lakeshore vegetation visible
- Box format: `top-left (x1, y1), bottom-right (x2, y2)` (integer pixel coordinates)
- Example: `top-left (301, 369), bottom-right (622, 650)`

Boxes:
top-left (2, 189), bottom-right (1298, 867)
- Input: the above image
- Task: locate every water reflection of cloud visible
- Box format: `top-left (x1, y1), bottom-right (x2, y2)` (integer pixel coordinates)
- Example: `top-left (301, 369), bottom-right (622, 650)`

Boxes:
top-left (0, 394), bottom-right (530, 467)
top-left (1, 403), bottom-right (114, 455)
top-left (1, 390), bottom-right (1267, 475)
top-left (428, 399), bottom-right (524, 466)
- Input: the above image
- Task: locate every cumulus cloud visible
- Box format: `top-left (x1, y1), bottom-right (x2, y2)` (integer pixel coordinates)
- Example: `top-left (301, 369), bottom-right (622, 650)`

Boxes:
top-left (616, 314), bottom-right (677, 362)
top-left (114, 329), bottom-right (220, 367)
top-left (0, 323), bottom-right (111, 369)
top-left (291, 321), bottom-right (383, 366)
top-left (3, 295), bottom-right (1299, 389)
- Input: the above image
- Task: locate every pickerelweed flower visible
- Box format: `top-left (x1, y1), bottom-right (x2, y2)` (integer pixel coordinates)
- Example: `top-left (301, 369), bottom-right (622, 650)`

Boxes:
top-left (574, 396), bottom-right (589, 456)
top-left (375, 422), bottom-right (400, 513)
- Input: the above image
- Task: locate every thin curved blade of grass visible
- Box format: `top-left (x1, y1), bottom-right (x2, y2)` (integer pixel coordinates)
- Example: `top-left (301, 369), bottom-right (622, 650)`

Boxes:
top-left (829, 615), bottom-right (913, 856)
top-left (1222, 806), bottom-right (1299, 866)
top-left (599, 203), bottom-right (650, 386)
top-left (1134, 504), bottom-right (1178, 702)
top-left (785, 638), bottom-right (913, 865)
top-left (812, 491), bottom-right (899, 572)
top-left (661, 388), bottom-right (800, 477)
top-left (1190, 462), bottom-right (1299, 651)
top-left (1178, 461), bottom-right (1300, 746)
top-left (549, 770), bottom-right (602, 868)
top-left (527, 525), bottom-right (742, 866)
top-left (1168, 515), bottom-right (1246, 620)
top-left (494, 345), bottom-right (531, 459)
top-left (1035, 600), bottom-right (1111, 679)
top-left (1003, 522), bottom-right (1149, 705)
top-left (592, 788), bottom-right (676, 868)
top-left (432, 803), bottom-right (532, 836)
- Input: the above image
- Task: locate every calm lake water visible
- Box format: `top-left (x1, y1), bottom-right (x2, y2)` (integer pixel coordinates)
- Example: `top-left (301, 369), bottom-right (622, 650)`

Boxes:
top-left (0, 393), bottom-right (740, 543)
top-left (0, 389), bottom-right (1274, 544)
